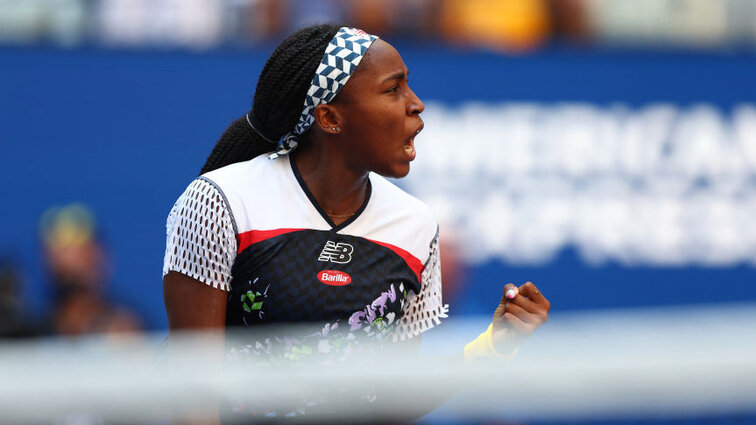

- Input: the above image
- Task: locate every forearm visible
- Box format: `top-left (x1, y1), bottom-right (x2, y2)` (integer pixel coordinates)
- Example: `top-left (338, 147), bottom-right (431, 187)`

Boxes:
top-left (163, 272), bottom-right (227, 425)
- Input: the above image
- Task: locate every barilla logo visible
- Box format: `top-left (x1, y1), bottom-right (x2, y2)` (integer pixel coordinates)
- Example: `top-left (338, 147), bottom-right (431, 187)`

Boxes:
top-left (317, 270), bottom-right (352, 286)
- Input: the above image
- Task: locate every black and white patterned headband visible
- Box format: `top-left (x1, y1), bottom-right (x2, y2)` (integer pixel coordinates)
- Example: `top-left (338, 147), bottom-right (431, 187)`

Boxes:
top-left (248, 27), bottom-right (378, 160)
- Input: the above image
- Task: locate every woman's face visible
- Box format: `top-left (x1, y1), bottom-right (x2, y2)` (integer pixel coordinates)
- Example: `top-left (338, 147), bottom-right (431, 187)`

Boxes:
top-left (332, 39), bottom-right (425, 178)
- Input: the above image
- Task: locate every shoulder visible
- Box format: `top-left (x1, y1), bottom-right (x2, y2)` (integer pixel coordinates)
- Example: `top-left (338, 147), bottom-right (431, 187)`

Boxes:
top-left (190, 155), bottom-right (280, 233)
top-left (198, 155), bottom-right (317, 235)
top-left (199, 154), bottom-right (286, 223)
top-left (201, 153), bottom-right (279, 190)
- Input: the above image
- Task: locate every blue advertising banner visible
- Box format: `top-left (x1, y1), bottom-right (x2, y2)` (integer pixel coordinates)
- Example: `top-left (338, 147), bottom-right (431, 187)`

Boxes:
top-left (1, 44), bottom-right (755, 329)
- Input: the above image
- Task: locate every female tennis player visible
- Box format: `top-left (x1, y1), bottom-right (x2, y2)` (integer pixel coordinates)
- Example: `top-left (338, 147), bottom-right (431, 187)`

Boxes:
top-left (163, 24), bottom-right (549, 422)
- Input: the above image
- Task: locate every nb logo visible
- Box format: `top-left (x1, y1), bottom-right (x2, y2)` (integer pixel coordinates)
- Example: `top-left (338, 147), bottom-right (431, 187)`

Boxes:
top-left (318, 241), bottom-right (354, 264)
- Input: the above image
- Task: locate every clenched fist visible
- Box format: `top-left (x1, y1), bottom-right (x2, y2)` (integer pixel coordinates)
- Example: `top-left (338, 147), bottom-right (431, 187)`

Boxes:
top-left (492, 281), bottom-right (550, 353)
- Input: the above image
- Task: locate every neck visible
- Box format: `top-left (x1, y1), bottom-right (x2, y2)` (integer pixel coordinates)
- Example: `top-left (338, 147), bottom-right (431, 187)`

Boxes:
top-left (292, 140), bottom-right (369, 225)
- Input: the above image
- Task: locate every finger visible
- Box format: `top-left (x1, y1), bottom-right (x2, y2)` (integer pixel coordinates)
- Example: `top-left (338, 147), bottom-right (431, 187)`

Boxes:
top-left (503, 312), bottom-right (531, 334)
top-left (519, 281), bottom-right (551, 310)
top-left (500, 283), bottom-right (519, 303)
top-left (505, 303), bottom-right (542, 325)
top-left (509, 294), bottom-right (543, 314)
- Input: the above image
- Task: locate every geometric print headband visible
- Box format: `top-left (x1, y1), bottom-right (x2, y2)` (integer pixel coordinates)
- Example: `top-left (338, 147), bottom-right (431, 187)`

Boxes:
top-left (265, 27), bottom-right (378, 160)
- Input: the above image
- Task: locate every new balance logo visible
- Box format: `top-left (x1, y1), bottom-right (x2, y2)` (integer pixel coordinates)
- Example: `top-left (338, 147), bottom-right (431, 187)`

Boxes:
top-left (318, 241), bottom-right (354, 264)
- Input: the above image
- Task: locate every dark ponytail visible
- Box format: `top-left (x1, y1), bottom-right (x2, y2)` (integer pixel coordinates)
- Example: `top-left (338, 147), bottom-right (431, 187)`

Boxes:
top-left (200, 24), bottom-right (342, 174)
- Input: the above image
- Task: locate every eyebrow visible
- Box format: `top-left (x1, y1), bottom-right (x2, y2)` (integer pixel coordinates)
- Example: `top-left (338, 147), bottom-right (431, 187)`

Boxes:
top-left (381, 69), bottom-right (409, 83)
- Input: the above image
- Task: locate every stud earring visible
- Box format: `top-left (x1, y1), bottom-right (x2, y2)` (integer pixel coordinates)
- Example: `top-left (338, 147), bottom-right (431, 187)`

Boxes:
top-left (332, 127), bottom-right (339, 132)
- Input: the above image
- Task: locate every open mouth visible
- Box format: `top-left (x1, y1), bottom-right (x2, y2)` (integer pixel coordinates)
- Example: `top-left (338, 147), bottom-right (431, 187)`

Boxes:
top-left (404, 124), bottom-right (423, 159)
top-left (404, 140), bottom-right (415, 157)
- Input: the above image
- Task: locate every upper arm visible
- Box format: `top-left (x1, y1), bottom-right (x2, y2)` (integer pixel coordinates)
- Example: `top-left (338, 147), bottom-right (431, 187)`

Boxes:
top-left (164, 271), bottom-right (227, 330)
top-left (162, 178), bottom-right (237, 331)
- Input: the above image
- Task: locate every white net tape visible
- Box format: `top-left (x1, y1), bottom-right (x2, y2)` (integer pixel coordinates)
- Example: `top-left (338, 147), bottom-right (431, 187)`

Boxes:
top-left (1, 303), bottom-right (755, 423)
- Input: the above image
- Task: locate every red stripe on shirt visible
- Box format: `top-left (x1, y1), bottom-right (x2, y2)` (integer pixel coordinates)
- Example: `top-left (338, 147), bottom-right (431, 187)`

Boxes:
top-left (367, 239), bottom-right (425, 282)
top-left (237, 228), bottom-right (304, 253)
top-left (237, 229), bottom-right (425, 281)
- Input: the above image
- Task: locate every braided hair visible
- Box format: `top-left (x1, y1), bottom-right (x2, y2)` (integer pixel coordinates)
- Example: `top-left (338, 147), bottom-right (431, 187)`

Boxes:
top-left (200, 24), bottom-right (342, 174)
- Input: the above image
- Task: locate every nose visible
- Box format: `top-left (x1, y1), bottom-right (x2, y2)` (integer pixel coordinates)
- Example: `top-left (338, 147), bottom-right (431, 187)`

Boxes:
top-left (407, 87), bottom-right (425, 116)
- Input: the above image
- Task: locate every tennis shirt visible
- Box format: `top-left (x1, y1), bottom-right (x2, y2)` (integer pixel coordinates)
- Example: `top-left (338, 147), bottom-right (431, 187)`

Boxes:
top-left (163, 153), bottom-right (448, 345)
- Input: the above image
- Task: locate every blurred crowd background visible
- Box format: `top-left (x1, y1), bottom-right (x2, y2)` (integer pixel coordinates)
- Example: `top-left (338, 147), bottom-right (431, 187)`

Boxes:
top-left (2, 0), bottom-right (756, 52)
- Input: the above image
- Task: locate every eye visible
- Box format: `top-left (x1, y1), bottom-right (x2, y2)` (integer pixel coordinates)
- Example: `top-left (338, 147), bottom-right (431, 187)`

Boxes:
top-left (386, 85), bottom-right (399, 93)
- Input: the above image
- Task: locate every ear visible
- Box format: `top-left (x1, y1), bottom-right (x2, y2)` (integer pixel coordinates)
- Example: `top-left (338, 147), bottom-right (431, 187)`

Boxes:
top-left (313, 104), bottom-right (343, 135)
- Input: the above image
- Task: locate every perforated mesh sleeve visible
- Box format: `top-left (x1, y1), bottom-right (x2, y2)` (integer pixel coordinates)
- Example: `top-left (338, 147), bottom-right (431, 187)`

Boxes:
top-left (393, 233), bottom-right (449, 341)
top-left (163, 178), bottom-right (237, 291)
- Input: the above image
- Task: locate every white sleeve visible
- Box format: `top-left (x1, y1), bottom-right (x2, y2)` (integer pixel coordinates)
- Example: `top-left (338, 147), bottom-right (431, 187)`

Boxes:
top-left (162, 177), bottom-right (237, 291)
top-left (393, 233), bottom-right (449, 341)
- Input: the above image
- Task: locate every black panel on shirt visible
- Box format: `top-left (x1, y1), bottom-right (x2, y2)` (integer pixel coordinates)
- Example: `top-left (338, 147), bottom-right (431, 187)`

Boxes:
top-left (226, 229), bottom-right (421, 328)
